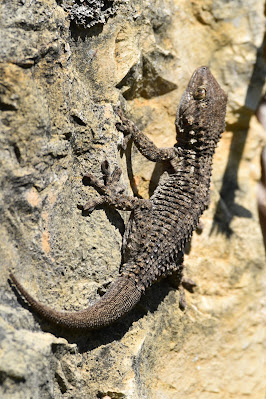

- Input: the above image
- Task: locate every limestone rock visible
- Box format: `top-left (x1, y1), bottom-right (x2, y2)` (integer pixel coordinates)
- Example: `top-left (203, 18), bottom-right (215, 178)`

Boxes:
top-left (0, 0), bottom-right (265, 398)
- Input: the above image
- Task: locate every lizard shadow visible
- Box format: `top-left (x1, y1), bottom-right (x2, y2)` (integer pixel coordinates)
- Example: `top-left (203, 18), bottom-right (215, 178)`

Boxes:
top-left (91, 204), bottom-right (126, 238)
top-left (121, 137), bottom-right (171, 199)
top-left (211, 39), bottom-right (265, 237)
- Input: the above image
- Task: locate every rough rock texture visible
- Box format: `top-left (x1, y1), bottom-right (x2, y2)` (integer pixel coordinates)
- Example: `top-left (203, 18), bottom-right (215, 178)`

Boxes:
top-left (0, 1), bottom-right (265, 398)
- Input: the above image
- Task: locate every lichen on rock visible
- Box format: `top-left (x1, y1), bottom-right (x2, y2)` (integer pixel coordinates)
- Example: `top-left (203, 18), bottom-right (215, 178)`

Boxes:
top-left (61, 0), bottom-right (120, 28)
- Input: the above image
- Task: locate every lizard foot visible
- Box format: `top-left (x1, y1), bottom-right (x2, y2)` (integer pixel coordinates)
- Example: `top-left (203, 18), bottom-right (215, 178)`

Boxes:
top-left (178, 286), bottom-right (187, 310)
top-left (83, 161), bottom-right (123, 191)
top-left (101, 160), bottom-right (123, 188)
top-left (167, 270), bottom-right (197, 310)
top-left (179, 277), bottom-right (197, 310)
top-left (82, 161), bottom-right (125, 211)
top-left (115, 107), bottom-right (135, 133)
top-left (115, 108), bottom-right (138, 150)
top-left (181, 277), bottom-right (197, 292)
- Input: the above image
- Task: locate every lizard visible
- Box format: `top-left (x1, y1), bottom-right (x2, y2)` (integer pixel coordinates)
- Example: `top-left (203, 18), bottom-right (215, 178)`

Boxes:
top-left (9, 66), bottom-right (227, 330)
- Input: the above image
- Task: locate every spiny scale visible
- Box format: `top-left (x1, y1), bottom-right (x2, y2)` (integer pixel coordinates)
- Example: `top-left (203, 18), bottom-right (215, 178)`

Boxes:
top-left (9, 66), bottom-right (227, 330)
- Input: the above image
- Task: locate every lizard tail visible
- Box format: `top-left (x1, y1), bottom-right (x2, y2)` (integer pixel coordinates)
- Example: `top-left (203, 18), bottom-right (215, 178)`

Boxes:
top-left (9, 273), bottom-right (141, 329)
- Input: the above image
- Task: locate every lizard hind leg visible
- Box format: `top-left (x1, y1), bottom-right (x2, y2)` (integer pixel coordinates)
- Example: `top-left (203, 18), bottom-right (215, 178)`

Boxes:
top-left (168, 268), bottom-right (197, 310)
top-left (179, 276), bottom-right (197, 310)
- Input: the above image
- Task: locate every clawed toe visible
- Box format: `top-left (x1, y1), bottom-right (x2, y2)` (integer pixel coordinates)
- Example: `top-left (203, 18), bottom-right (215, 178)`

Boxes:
top-left (82, 173), bottom-right (100, 187)
top-left (101, 160), bottom-right (111, 184)
top-left (83, 200), bottom-right (95, 212)
top-left (116, 122), bottom-right (127, 133)
top-left (83, 197), bottom-right (106, 212)
top-left (101, 160), bottom-right (122, 187)
top-left (115, 107), bottom-right (136, 134)
top-left (83, 161), bottom-right (122, 189)
top-left (181, 277), bottom-right (197, 292)
top-left (110, 167), bottom-right (122, 185)
top-left (178, 276), bottom-right (197, 310)
top-left (179, 286), bottom-right (187, 310)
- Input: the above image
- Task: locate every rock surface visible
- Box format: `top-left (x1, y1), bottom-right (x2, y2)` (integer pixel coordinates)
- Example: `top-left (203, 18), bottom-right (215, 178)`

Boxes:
top-left (0, 0), bottom-right (265, 398)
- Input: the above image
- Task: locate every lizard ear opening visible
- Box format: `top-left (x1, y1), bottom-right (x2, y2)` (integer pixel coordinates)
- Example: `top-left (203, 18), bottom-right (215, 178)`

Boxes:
top-left (194, 86), bottom-right (206, 100)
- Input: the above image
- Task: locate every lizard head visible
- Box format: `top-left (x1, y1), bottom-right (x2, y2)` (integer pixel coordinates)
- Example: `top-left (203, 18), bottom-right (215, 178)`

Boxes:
top-left (175, 66), bottom-right (227, 150)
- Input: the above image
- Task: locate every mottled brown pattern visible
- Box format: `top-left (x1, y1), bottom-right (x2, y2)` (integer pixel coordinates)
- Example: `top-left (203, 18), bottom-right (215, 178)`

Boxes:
top-left (9, 67), bottom-right (227, 330)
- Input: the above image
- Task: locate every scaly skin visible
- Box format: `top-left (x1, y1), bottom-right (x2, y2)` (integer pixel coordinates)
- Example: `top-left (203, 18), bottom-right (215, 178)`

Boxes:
top-left (10, 66), bottom-right (227, 329)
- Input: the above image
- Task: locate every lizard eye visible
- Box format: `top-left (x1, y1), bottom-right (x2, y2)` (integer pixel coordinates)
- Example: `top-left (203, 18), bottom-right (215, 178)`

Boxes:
top-left (194, 86), bottom-right (206, 100)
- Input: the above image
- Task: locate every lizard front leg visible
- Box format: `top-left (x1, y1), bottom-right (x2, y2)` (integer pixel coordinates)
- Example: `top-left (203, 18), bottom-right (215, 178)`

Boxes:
top-left (116, 109), bottom-right (179, 162)
top-left (83, 160), bottom-right (152, 212)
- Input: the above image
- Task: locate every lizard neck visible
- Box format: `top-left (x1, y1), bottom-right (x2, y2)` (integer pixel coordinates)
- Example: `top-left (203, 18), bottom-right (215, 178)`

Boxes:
top-left (171, 143), bottom-right (215, 180)
top-left (175, 122), bottom-right (222, 156)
